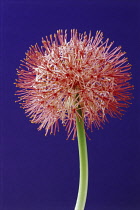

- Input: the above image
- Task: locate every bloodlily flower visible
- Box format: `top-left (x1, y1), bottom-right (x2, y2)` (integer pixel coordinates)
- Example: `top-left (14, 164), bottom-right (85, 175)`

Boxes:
top-left (15, 29), bottom-right (133, 210)
top-left (15, 29), bottom-right (133, 139)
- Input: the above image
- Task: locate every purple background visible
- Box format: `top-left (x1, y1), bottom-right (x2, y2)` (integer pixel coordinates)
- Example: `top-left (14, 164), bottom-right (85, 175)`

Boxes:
top-left (1, 0), bottom-right (140, 209)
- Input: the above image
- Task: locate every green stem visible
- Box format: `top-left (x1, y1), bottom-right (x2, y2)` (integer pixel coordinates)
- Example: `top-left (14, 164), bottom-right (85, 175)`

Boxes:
top-left (75, 108), bottom-right (88, 210)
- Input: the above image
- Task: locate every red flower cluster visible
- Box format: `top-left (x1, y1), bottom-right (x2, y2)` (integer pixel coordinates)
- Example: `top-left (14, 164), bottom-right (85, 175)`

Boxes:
top-left (15, 29), bottom-right (133, 139)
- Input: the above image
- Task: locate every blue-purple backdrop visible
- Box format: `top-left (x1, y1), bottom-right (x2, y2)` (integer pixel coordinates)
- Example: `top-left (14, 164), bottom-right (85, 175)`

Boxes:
top-left (1, 0), bottom-right (140, 209)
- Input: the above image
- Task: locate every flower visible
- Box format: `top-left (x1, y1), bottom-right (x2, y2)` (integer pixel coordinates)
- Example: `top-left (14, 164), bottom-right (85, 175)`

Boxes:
top-left (15, 29), bottom-right (133, 139)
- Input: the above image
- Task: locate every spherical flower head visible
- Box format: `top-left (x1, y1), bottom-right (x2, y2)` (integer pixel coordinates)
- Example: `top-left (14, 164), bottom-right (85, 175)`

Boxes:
top-left (15, 29), bottom-right (133, 139)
